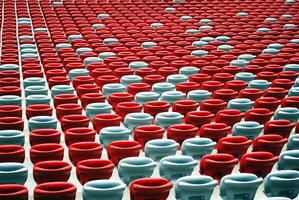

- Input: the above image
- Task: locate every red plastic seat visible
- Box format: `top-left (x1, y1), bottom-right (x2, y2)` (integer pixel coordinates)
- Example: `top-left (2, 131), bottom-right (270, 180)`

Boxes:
top-left (240, 152), bottom-right (278, 177)
top-left (217, 136), bottom-right (252, 158)
top-left (76, 159), bottom-right (114, 185)
top-left (133, 125), bottom-right (165, 148)
top-left (107, 140), bottom-right (142, 165)
top-left (130, 178), bottom-right (172, 200)
top-left (167, 124), bottom-right (198, 145)
top-left (200, 123), bottom-right (231, 142)
top-left (0, 184), bottom-right (28, 200)
top-left (34, 182), bottom-right (76, 200)
top-left (252, 134), bottom-right (288, 156)
top-left (264, 120), bottom-right (296, 138)
top-left (200, 154), bottom-right (238, 182)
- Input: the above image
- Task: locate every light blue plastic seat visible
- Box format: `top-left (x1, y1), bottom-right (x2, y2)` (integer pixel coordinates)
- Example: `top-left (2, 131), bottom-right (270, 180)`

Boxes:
top-left (55, 43), bottom-right (72, 50)
top-left (220, 173), bottom-right (263, 200)
top-left (69, 69), bottom-right (89, 80)
top-left (166, 74), bottom-right (188, 85)
top-left (287, 134), bottom-right (299, 150)
top-left (268, 43), bottom-right (284, 50)
top-left (187, 90), bottom-right (212, 103)
top-left (145, 139), bottom-right (179, 162)
top-left (102, 83), bottom-right (126, 98)
top-left (262, 48), bottom-right (280, 55)
top-left (18, 19), bottom-right (31, 25)
top-left (182, 138), bottom-right (216, 159)
top-left (68, 34), bottom-right (83, 42)
top-left (152, 82), bottom-right (175, 95)
top-left (264, 170), bottom-right (299, 199)
top-left (290, 39), bottom-right (299, 44)
top-left (236, 12), bottom-right (248, 16)
top-left (21, 53), bottom-right (39, 60)
top-left (285, 0), bottom-right (296, 4)
top-left (274, 107), bottom-right (299, 122)
top-left (26, 95), bottom-right (50, 107)
top-left (164, 7), bottom-right (176, 12)
top-left (199, 25), bottom-right (213, 31)
top-left (52, 1), bottom-right (63, 6)
top-left (85, 103), bottom-right (112, 120)
top-left (288, 87), bottom-right (299, 96)
top-left (155, 112), bottom-right (184, 129)
top-left (283, 64), bottom-right (299, 72)
top-left (180, 16), bottom-right (192, 21)
top-left (200, 37), bottom-right (215, 43)
top-left (179, 66), bottom-right (199, 77)
top-left (103, 38), bottom-right (119, 44)
top-left (248, 79), bottom-right (271, 91)
top-left (28, 116), bottom-right (57, 131)
top-left (83, 180), bottom-right (125, 200)
top-left (51, 85), bottom-right (74, 97)
top-left (186, 29), bottom-right (199, 34)
top-left (23, 77), bottom-right (45, 88)
top-left (24, 85), bottom-right (48, 97)
top-left (124, 113), bottom-right (153, 130)
top-left (141, 42), bottom-right (157, 48)
top-left (257, 27), bottom-right (271, 32)
top-left (0, 64), bottom-right (19, 71)
top-left (0, 130), bottom-right (25, 146)
top-left (234, 72), bottom-right (256, 82)
top-left (120, 75), bottom-right (142, 87)
top-left (192, 41), bottom-right (208, 47)
top-left (159, 155), bottom-right (197, 181)
top-left (118, 157), bottom-right (156, 185)
top-left (281, 14), bottom-right (293, 19)
top-left (228, 98), bottom-right (253, 112)
top-left (151, 23), bottom-right (163, 28)
top-left (175, 175), bottom-right (217, 200)
top-left (218, 45), bottom-right (234, 51)
top-left (191, 50), bottom-right (209, 57)
top-left (277, 150), bottom-right (299, 170)
top-left (34, 28), bottom-right (48, 33)
top-left (216, 36), bottom-right (231, 43)
top-left (284, 24), bottom-right (297, 29)
top-left (0, 95), bottom-right (22, 106)
top-left (238, 54), bottom-right (256, 61)
top-left (232, 121), bottom-right (264, 139)
top-left (0, 162), bottom-right (27, 185)
top-left (200, 19), bottom-right (212, 24)
top-left (99, 52), bottom-right (116, 60)
top-left (230, 60), bottom-right (249, 68)
top-left (135, 92), bottom-right (159, 104)
top-left (129, 61), bottom-right (148, 70)
top-left (83, 57), bottom-right (102, 66)
top-left (265, 18), bottom-right (277, 22)
top-left (20, 48), bottom-right (37, 55)
top-left (161, 91), bottom-right (186, 104)
top-left (19, 35), bottom-right (33, 41)
top-left (92, 23), bottom-right (105, 31)
top-left (20, 44), bottom-right (36, 50)
top-left (99, 126), bottom-right (131, 148)
top-left (98, 13), bottom-right (110, 19)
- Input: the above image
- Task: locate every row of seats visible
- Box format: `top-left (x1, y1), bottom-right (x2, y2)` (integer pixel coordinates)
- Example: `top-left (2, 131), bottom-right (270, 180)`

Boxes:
top-left (1, 170), bottom-right (298, 200)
